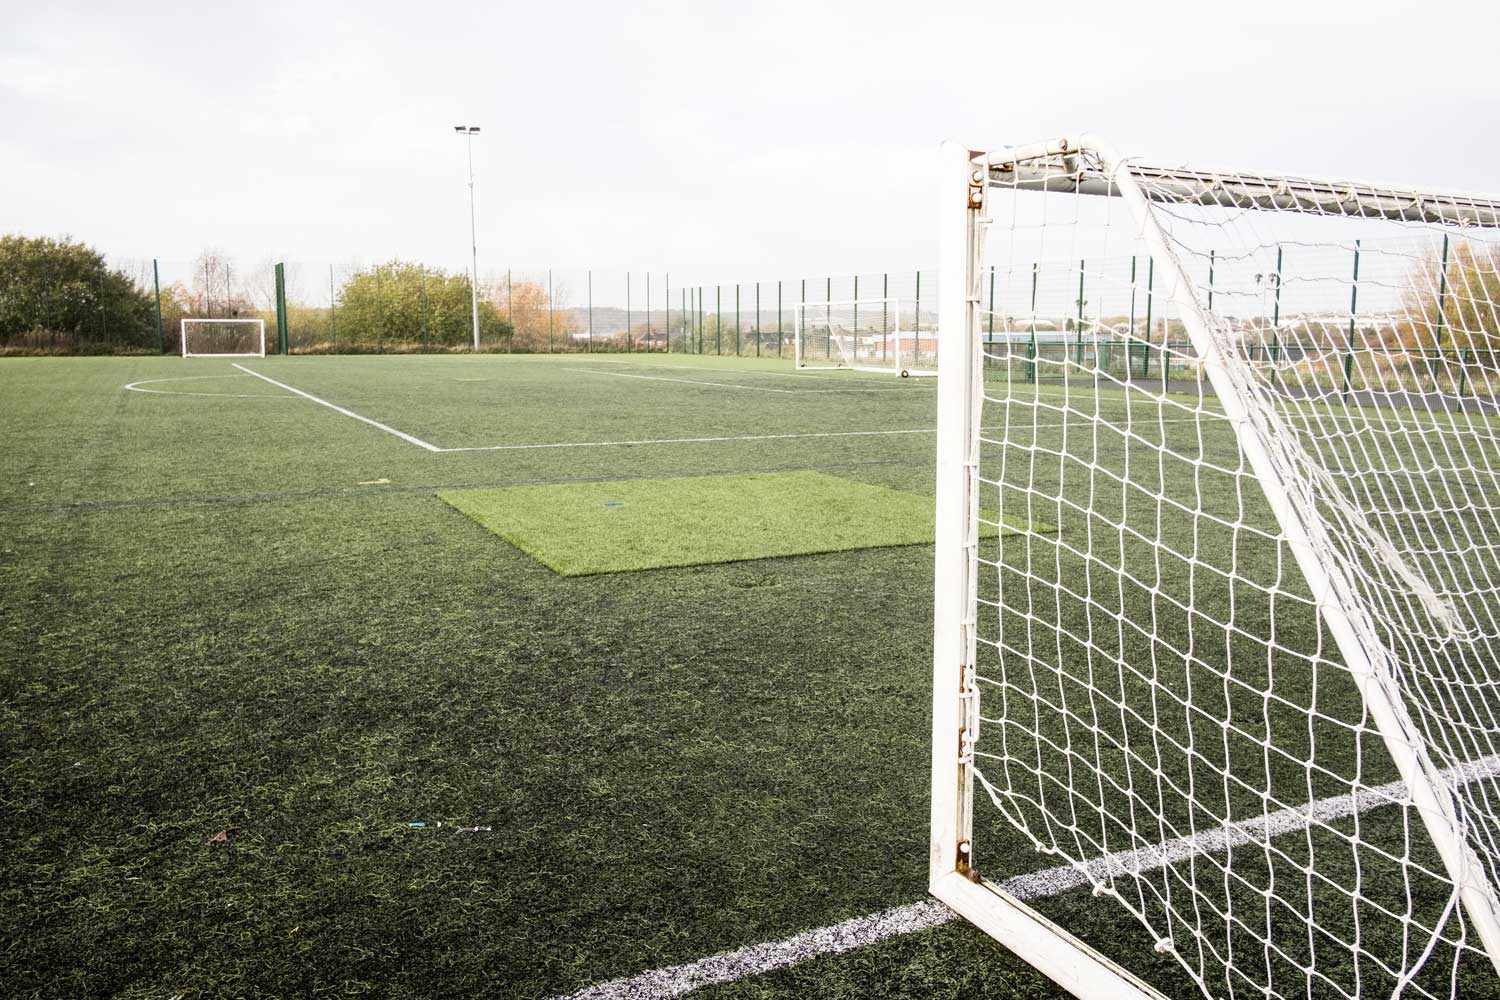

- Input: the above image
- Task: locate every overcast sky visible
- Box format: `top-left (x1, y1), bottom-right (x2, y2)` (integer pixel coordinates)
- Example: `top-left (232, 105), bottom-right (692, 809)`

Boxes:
top-left (3, 0), bottom-right (1496, 288)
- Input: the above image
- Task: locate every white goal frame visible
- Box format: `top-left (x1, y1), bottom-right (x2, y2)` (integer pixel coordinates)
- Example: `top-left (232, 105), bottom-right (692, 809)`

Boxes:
top-left (180, 318), bottom-right (266, 358)
top-left (792, 296), bottom-right (933, 377)
top-left (931, 136), bottom-right (1500, 1000)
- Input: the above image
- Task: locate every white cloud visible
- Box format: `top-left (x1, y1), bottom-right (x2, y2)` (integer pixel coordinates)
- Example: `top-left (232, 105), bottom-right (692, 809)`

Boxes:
top-left (1, 0), bottom-right (1496, 290)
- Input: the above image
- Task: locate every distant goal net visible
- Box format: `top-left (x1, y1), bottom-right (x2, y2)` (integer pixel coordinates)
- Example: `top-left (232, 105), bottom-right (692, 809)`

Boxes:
top-left (181, 318), bottom-right (266, 358)
top-left (793, 297), bottom-right (933, 376)
top-left (932, 136), bottom-right (1500, 1000)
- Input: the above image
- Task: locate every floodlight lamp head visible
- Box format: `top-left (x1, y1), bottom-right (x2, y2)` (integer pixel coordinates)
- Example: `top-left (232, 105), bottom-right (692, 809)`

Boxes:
top-left (453, 125), bottom-right (465, 132)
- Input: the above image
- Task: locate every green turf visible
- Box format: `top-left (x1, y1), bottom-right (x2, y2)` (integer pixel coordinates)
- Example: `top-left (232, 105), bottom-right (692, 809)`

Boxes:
top-left (436, 471), bottom-right (1034, 575)
top-left (3, 353), bottom-right (1496, 1000)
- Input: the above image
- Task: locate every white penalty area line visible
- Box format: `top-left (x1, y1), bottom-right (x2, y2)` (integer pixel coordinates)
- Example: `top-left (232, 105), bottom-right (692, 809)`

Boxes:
top-left (439, 427), bottom-right (938, 453)
top-left (224, 364), bottom-right (1217, 457)
top-left (575, 357), bottom-right (935, 386)
top-left (551, 752), bottom-right (1500, 1000)
top-left (231, 363), bottom-right (444, 452)
top-left (227, 364), bottom-right (938, 454)
top-left (564, 367), bottom-right (800, 393)
top-left (564, 366), bottom-right (914, 394)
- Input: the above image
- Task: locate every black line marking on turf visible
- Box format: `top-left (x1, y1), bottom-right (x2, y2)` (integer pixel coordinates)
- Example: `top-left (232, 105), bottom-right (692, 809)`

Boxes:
top-left (4, 459), bottom-right (910, 515)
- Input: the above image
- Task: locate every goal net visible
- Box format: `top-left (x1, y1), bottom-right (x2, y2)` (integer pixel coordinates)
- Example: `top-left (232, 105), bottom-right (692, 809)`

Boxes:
top-left (931, 136), bottom-right (1500, 1000)
top-left (181, 318), bottom-right (266, 358)
top-left (793, 297), bottom-right (933, 376)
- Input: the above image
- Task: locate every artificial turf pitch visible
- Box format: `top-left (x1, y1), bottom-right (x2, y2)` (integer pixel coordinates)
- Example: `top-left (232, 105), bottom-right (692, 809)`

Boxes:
top-left (437, 471), bottom-right (1030, 576)
top-left (4, 352), bottom-right (1488, 1000)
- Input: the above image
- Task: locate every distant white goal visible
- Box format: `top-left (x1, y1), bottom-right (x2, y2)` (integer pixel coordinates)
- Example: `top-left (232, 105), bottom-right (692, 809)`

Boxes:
top-left (181, 318), bottom-right (266, 358)
top-left (793, 297), bottom-right (933, 376)
top-left (932, 136), bottom-right (1500, 1000)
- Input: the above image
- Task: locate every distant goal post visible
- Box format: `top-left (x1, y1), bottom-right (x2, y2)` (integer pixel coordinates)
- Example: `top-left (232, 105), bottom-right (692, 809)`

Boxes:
top-left (793, 297), bottom-right (934, 377)
top-left (180, 318), bottom-right (266, 358)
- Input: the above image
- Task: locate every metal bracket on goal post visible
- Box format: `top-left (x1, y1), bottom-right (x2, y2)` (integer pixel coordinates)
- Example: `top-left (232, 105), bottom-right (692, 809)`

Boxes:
top-left (928, 140), bottom-right (1170, 1000)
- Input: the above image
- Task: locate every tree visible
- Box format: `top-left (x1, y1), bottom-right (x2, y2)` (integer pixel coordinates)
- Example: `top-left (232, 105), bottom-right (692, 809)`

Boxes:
top-left (1400, 240), bottom-right (1500, 354)
top-left (504, 278), bottom-right (577, 352)
top-left (1390, 240), bottom-right (1500, 392)
top-left (188, 249), bottom-right (257, 318)
top-left (0, 235), bottom-right (156, 349)
top-left (335, 261), bottom-right (511, 350)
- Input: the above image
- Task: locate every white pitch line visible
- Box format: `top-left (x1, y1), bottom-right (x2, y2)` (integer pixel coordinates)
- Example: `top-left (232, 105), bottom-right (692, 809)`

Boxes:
top-left (232, 364), bottom-right (443, 452)
top-left (563, 367), bottom-right (801, 393)
top-left (550, 753), bottom-right (1500, 1000)
top-left (437, 427), bottom-right (938, 453)
top-left (123, 374), bottom-right (290, 399)
top-left (576, 357), bottom-right (931, 386)
top-left (563, 366), bottom-right (911, 395)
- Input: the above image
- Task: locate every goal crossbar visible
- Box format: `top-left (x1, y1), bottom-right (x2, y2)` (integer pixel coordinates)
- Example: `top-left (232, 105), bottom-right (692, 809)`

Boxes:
top-left (988, 136), bottom-right (1500, 227)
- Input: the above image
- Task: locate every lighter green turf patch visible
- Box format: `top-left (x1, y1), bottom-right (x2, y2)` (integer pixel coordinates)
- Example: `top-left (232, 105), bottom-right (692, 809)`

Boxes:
top-left (437, 471), bottom-right (1039, 576)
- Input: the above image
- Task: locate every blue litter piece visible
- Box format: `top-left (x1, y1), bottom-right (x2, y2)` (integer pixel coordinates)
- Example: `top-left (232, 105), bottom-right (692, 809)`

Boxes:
top-left (604, 502), bottom-right (625, 508)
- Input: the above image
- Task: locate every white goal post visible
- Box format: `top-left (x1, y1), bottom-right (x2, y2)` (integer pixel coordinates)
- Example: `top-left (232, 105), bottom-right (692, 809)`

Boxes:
top-left (793, 297), bottom-right (934, 376)
top-left (932, 136), bottom-right (1500, 1000)
top-left (180, 318), bottom-right (266, 358)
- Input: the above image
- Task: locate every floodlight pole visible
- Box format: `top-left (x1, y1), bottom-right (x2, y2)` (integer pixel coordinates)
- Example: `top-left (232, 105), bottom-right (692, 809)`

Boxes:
top-left (454, 125), bottom-right (482, 351)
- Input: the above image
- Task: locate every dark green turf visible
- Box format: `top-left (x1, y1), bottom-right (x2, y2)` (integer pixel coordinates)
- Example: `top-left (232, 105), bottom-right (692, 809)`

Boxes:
top-left (3, 354), bottom-right (1497, 1000)
top-left (436, 471), bottom-right (1033, 576)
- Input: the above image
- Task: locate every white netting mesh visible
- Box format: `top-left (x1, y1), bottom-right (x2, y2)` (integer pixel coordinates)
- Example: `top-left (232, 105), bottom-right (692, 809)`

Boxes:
top-left (180, 318), bottom-right (265, 357)
top-left (964, 140), bottom-right (1500, 998)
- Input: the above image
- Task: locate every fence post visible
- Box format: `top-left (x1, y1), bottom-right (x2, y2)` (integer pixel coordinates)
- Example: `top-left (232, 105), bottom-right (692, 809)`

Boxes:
top-left (329, 265), bottom-right (337, 348)
top-left (588, 270), bottom-right (594, 352)
top-left (1144, 258), bottom-right (1154, 381)
top-left (548, 269), bottom-right (554, 353)
top-left (735, 283), bottom-right (741, 355)
top-left (853, 275), bottom-right (860, 344)
top-left (1075, 259), bottom-right (1085, 370)
top-left (884, 273), bottom-right (891, 363)
top-left (627, 271), bottom-right (633, 352)
top-left (275, 262), bottom-right (289, 354)
top-left (986, 266), bottom-right (995, 370)
top-left (778, 281), bottom-right (783, 357)
top-left (1342, 240), bottom-right (1360, 402)
top-left (1207, 248), bottom-right (1215, 313)
top-left (915, 270), bottom-right (922, 369)
top-left (371, 266), bottom-right (382, 352)
top-left (152, 258), bottom-right (164, 353)
top-left (716, 285), bottom-right (722, 355)
top-left (1270, 245), bottom-right (1283, 386)
top-left (755, 282), bottom-right (761, 357)
top-left (418, 266), bottom-right (427, 350)
top-left (1027, 263), bottom-right (1037, 384)
top-left (1434, 234), bottom-right (1451, 393)
top-left (1127, 256), bottom-right (1136, 378)
top-left (825, 277), bottom-right (832, 360)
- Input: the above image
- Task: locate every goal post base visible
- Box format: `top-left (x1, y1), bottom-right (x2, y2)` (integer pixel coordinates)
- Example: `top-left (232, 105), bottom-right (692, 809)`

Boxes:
top-left (930, 873), bottom-right (1169, 1000)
